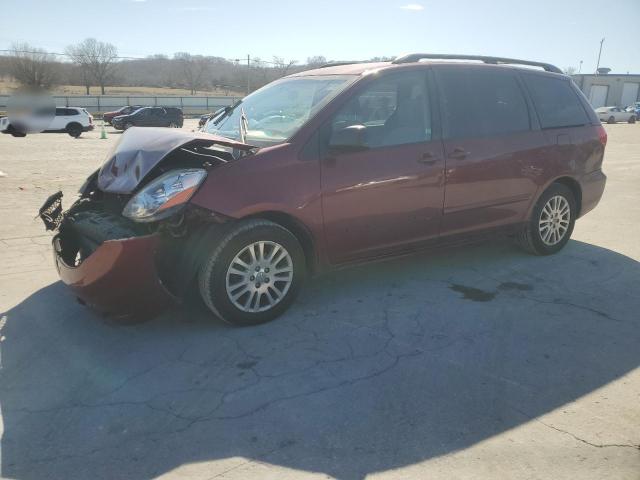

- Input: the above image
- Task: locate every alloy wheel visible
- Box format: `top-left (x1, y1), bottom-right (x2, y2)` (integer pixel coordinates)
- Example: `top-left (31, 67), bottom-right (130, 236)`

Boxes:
top-left (538, 195), bottom-right (571, 246)
top-left (225, 241), bottom-right (293, 312)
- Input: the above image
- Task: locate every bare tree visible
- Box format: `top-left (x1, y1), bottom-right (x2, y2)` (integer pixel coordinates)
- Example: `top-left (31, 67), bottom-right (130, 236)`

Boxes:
top-left (7, 42), bottom-right (58, 90)
top-left (272, 56), bottom-right (297, 77)
top-left (66, 38), bottom-right (118, 94)
top-left (564, 66), bottom-right (577, 75)
top-left (174, 53), bottom-right (212, 95)
top-left (306, 55), bottom-right (327, 67)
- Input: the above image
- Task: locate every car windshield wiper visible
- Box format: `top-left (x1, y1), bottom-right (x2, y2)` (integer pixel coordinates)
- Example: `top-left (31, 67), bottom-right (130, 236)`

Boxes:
top-left (213, 100), bottom-right (242, 126)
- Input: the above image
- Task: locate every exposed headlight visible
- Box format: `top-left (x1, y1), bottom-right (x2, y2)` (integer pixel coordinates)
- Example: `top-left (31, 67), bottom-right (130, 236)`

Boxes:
top-left (123, 169), bottom-right (207, 222)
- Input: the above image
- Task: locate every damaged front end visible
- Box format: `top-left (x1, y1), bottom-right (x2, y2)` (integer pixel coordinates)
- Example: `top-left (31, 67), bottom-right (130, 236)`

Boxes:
top-left (40, 128), bottom-right (256, 322)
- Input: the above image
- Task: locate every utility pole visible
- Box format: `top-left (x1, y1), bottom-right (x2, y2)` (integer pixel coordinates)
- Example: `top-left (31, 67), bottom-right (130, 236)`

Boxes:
top-left (246, 54), bottom-right (250, 96)
top-left (595, 38), bottom-right (605, 74)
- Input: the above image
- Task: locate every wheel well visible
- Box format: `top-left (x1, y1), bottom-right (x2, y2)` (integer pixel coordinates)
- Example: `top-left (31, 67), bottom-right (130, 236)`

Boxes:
top-left (246, 211), bottom-right (317, 274)
top-left (553, 177), bottom-right (582, 216)
top-left (66, 122), bottom-right (82, 130)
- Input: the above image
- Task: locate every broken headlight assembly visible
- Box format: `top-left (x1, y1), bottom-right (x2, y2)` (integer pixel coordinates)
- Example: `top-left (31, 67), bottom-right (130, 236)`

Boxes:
top-left (123, 169), bottom-right (207, 222)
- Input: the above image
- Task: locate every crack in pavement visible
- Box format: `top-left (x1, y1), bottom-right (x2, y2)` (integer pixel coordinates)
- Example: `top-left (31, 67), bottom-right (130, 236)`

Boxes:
top-left (512, 407), bottom-right (640, 450)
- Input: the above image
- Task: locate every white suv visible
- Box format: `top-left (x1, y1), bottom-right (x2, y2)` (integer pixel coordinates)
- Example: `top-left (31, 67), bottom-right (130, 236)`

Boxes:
top-left (46, 107), bottom-right (94, 137)
top-left (1, 107), bottom-right (94, 137)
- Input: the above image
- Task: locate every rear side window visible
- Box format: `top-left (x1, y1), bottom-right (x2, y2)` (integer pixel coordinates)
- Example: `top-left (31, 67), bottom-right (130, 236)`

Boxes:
top-left (523, 74), bottom-right (589, 129)
top-left (436, 68), bottom-right (530, 139)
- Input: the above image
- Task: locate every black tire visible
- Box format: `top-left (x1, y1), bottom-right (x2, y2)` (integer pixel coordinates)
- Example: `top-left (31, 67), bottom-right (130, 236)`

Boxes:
top-left (168, 122), bottom-right (178, 128)
top-left (607, 116), bottom-right (616, 124)
top-left (7, 124), bottom-right (27, 137)
top-left (66, 123), bottom-right (82, 138)
top-left (629, 116), bottom-right (636, 124)
top-left (517, 183), bottom-right (576, 256)
top-left (198, 219), bottom-right (306, 326)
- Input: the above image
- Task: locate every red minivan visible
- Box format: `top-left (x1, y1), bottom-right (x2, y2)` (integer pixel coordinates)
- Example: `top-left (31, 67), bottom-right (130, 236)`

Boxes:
top-left (39, 54), bottom-right (607, 325)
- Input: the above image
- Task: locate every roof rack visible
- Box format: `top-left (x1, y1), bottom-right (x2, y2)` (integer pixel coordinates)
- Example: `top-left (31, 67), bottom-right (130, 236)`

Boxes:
top-left (392, 54), bottom-right (563, 74)
top-left (317, 61), bottom-right (365, 69)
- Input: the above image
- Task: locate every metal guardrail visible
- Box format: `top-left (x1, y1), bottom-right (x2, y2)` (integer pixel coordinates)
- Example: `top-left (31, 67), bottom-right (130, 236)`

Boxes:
top-left (0, 95), bottom-right (240, 115)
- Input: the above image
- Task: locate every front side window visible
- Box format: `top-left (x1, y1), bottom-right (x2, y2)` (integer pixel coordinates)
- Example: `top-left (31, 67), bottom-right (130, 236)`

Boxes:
top-left (329, 71), bottom-right (432, 148)
top-left (523, 74), bottom-right (590, 129)
top-left (436, 67), bottom-right (530, 140)
top-left (205, 75), bottom-right (356, 146)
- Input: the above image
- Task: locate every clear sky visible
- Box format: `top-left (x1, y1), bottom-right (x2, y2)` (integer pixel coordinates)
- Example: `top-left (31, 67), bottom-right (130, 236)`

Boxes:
top-left (2, 0), bottom-right (639, 73)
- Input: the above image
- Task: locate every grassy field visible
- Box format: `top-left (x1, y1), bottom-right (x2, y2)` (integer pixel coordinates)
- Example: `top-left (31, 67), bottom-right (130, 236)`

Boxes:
top-left (0, 78), bottom-right (242, 97)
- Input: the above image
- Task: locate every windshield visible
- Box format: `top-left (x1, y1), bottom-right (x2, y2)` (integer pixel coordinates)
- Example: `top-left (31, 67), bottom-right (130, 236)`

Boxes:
top-left (205, 75), bottom-right (356, 146)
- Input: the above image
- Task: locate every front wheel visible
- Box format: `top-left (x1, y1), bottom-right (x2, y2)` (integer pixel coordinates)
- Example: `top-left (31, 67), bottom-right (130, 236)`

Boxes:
top-left (517, 183), bottom-right (576, 255)
top-left (198, 219), bottom-right (305, 326)
top-left (607, 116), bottom-right (616, 124)
top-left (629, 116), bottom-right (636, 124)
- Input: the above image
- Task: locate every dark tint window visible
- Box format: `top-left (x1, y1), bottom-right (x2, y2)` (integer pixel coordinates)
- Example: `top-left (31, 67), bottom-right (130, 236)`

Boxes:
top-left (55, 108), bottom-right (78, 116)
top-left (330, 71), bottom-right (431, 148)
top-left (523, 74), bottom-right (589, 129)
top-left (436, 68), bottom-right (530, 139)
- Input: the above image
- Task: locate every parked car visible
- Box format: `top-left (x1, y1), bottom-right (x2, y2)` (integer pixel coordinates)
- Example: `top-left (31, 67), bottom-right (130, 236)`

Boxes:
top-left (102, 105), bottom-right (143, 124)
top-left (626, 102), bottom-right (640, 118)
top-left (111, 107), bottom-right (183, 130)
top-left (40, 54), bottom-right (607, 326)
top-left (1, 107), bottom-right (93, 137)
top-left (596, 106), bottom-right (637, 124)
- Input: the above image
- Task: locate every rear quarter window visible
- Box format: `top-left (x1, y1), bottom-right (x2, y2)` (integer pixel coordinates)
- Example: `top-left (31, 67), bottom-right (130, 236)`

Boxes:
top-left (435, 67), bottom-right (530, 139)
top-left (523, 74), bottom-right (589, 129)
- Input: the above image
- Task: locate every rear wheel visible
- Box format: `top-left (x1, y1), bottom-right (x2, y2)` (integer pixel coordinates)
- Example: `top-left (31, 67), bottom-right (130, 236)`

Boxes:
top-left (629, 116), bottom-right (636, 124)
top-left (607, 116), bottom-right (616, 124)
top-left (517, 183), bottom-right (576, 255)
top-left (198, 219), bottom-right (305, 326)
top-left (168, 122), bottom-right (178, 128)
top-left (66, 123), bottom-right (82, 138)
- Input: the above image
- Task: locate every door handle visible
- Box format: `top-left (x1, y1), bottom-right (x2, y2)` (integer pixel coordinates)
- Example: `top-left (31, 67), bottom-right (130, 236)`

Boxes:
top-left (417, 151), bottom-right (437, 165)
top-left (448, 147), bottom-right (469, 160)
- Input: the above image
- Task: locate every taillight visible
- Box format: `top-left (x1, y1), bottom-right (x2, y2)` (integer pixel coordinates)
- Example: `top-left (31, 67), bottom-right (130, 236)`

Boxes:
top-left (597, 124), bottom-right (607, 146)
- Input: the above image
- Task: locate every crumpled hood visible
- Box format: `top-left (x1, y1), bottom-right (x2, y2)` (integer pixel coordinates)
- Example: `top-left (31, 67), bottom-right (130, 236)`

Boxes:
top-left (97, 127), bottom-right (254, 194)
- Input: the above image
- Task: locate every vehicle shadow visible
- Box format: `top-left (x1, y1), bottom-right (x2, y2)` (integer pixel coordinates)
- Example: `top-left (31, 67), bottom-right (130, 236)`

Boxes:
top-left (1, 239), bottom-right (639, 479)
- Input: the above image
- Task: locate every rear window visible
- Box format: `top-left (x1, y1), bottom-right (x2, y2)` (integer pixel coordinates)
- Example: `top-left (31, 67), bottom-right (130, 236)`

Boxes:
top-left (523, 74), bottom-right (589, 129)
top-left (55, 108), bottom-right (79, 116)
top-left (436, 68), bottom-right (530, 139)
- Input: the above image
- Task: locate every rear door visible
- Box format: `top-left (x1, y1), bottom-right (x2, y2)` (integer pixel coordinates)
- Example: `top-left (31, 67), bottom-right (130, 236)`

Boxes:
top-left (320, 69), bottom-right (445, 263)
top-left (137, 108), bottom-right (154, 126)
top-left (434, 66), bottom-right (545, 235)
top-left (49, 108), bottom-right (67, 130)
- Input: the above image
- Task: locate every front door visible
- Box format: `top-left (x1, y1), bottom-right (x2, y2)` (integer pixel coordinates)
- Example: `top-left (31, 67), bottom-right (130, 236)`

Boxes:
top-left (320, 70), bottom-right (445, 264)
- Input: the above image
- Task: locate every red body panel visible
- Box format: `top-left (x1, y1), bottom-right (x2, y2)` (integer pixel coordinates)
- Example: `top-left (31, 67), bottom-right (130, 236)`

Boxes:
top-left (53, 234), bottom-right (175, 322)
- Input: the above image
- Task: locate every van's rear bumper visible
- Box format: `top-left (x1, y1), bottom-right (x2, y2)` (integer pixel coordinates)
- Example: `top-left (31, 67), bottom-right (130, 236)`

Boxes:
top-left (580, 169), bottom-right (607, 218)
top-left (53, 233), bottom-right (176, 322)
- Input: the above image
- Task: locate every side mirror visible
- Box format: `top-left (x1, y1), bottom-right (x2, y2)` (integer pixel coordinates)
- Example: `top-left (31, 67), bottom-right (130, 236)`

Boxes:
top-left (328, 125), bottom-right (368, 152)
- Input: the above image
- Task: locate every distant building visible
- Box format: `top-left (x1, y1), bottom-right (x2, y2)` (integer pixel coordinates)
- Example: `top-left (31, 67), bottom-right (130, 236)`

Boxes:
top-left (572, 74), bottom-right (640, 108)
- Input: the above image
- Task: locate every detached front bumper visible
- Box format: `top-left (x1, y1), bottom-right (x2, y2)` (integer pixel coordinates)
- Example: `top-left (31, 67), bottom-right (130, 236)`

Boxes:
top-left (51, 209), bottom-right (176, 323)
